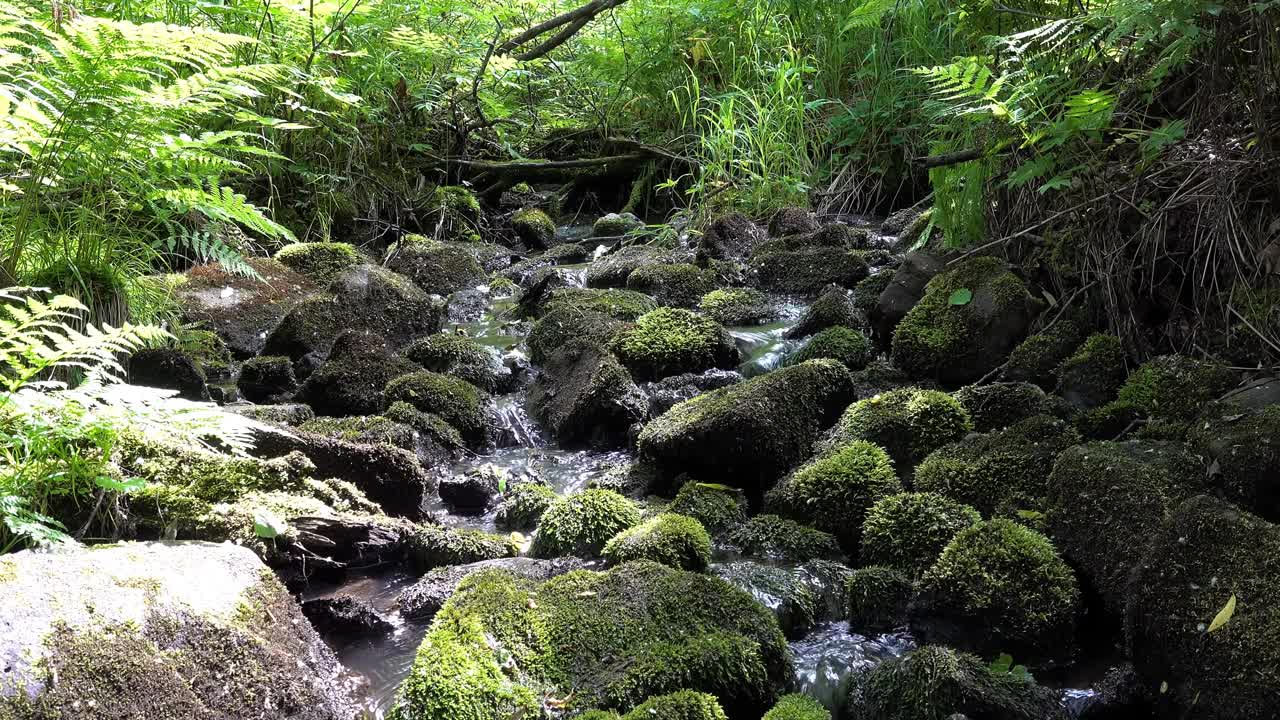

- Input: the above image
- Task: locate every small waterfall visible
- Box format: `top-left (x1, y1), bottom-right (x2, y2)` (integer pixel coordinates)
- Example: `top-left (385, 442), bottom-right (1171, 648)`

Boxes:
top-left (492, 395), bottom-right (543, 449)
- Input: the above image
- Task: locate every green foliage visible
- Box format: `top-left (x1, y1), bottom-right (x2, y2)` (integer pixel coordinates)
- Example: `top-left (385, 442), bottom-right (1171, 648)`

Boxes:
top-left (667, 481), bottom-right (747, 534)
top-left (787, 326), bottom-right (872, 371)
top-left (821, 387), bottom-right (972, 473)
top-left (727, 514), bottom-right (842, 563)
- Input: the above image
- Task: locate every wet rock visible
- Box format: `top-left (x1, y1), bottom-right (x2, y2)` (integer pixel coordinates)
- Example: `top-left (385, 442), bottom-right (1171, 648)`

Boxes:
top-left (401, 333), bottom-right (510, 393)
top-left (301, 595), bottom-right (394, 640)
top-left (237, 354), bottom-right (298, 403)
top-left (128, 348), bottom-right (209, 401)
top-left (819, 387), bottom-right (971, 478)
top-left (406, 524), bottom-right (518, 572)
top-left (880, 206), bottom-right (925, 236)
top-left (531, 488), bottom-right (641, 558)
top-left (529, 339), bottom-right (646, 448)
top-left (852, 269), bottom-right (896, 315)
top-left (698, 288), bottom-right (774, 326)
top-left (642, 369), bottom-right (743, 418)
top-left (728, 515), bottom-right (843, 563)
top-left (396, 557), bottom-right (586, 620)
top-left (297, 331), bottom-right (418, 416)
top-left (611, 308), bottom-right (740, 381)
top-left (178, 257), bottom-right (317, 359)
top-left (668, 480), bottom-right (748, 534)
top-left (511, 208), bottom-right (555, 249)
top-left (275, 242), bottom-right (360, 285)
top-left (787, 286), bottom-right (861, 340)
top-left (0, 542), bottom-right (355, 719)
top-left (769, 207), bottom-right (820, 237)
top-left (289, 515), bottom-right (408, 571)
top-left (384, 370), bottom-right (492, 450)
top-left (593, 211), bottom-right (645, 237)
top-left (870, 250), bottom-right (953, 344)
top-left (751, 245), bottom-right (871, 295)
top-left (626, 262), bottom-right (714, 308)
top-left (602, 513), bottom-right (712, 572)
top-left (696, 212), bottom-right (765, 263)
top-left (585, 245), bottom-right (686, 288)
top-left (1054, 334), bottom-right (1126, 412)
top-left (1076, 664), bottom-right (1156, 720)
top-left (1001, 318), bottom-right (1088, 389)
top-left (847, 566), bottom-right (914, 633)
top-left (787, 326), bottom-right (872, 371)
top-left (860, 492), bottom-right (980, 576)
top-left (384, 236), bottom-right (485, 296)
top-left (763, 694), bottom-right (831, 720)
top-left (494, 482), bottom-right (558, 530)
top-left (438, 466), bottom-right (502, 513)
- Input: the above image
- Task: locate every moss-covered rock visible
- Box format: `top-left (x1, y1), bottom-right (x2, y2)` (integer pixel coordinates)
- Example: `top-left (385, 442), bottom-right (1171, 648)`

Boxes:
top-left (890, 257), bottom-right (1042, 387)
top-left (696, 212), bottom-right (765, 263)
top-left (713, 560), bottom-right (846, 639)
top-left (298, 331), bottom-right (418, 416)
top-left (227, 402), bottom-right (315, 426)
top-left (383, 401), bottom-right (467, 461)
top-left (494, 483), bottom-right (558, 531)
top-left (526, 306), bottom-right (622, 368)
top-left (528, 339), bottom-right (646, 448)
top-left (819, 387), bottom-right (971, 476)
top-left (769, 207), bottom-right (820, 237)
top-left (593, 212), bottom-right (645, 237)
top-left (727, 515), bottom-right (842, 562)
top-left (384, 370), bottom-right (490, 449)
top-left (751, 246), bottom-right (871, 295)
top-left (424, 185), bottom-right (482, 242)
top-left (274, 242), bottom-right (359, 284)
top-left (766, 441), bottom-right (901, 555)
top-left (237, 354), bottom-right (297, 403)
top-left (603, 513), bottom-right (712, 571)
top-left (532, 489), bottom-right (642, 558)
top-left (668, 481), bottom-right (748, 534)
top-left (1045, 441), bottom-right (1204, 616)
top-left (511, 208), bottom-right (555, 249)
top-left (698, 288), bottom-right (774, 326)
top-left (401, 333), bottom-right (508, 393)
top-left (538, 286), bottom-right (659, 321)
top-left (914, 414), bottom-right (1080, 518)
top-left (911, 519), bottom-right (1080, 664)
top-left (1112, 354), bottom-right (1237, 424)
top-left (1001, 318), bottom-right (1088, 388)
top-left (1189, 402), bottom-right (1280, 522)
top-left (954, 381), bottom-right (1055, 433)
top-left (620, 691), bottom-right (727, 720)
top-left (407, 524), bottom-right (518, 572)
top-left (763, 694), bottom-right (831, 720)
top-left (263, 264), bottom-right (446, 363)
top-left (390, 561), bottom-right (790, 719)
top-left (626, 263), bottom-right (714, 308)
top-left (787, 326), bottom-right (872, 371)
top-left (861, 492), bottom-right (980, 576)
top-left (848, 645), bottom-right (1066, 720)
top-left (127, 348), bottom-right (208, 401)
top-left (299, 415), bottom-right (416, 451)
top-left (852, 268), bottom-right (895, 314)
top-left (1126, 495), bottom-right (1280, 720)
top-left (385, 236), bottom-right (486, 296)
top-left (586, 245), bottom-right (682, 288)
top-left (638, 360), bottom-right (856, 499)
top-left (847, 566), bottom-right (914, 633)
top-left (611, 308), bottom-right (740, 381)
top-left (869, 249), bottom-right (954, 344)
top-left (1054, 333), bottom-right (1126, 411)
top-left (786, 286), bottom-right (861, 339)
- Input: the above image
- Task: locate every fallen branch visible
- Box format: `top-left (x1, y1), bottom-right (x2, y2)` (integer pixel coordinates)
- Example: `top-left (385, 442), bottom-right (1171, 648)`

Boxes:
top-left (498, 0), bottom-right (629, 61)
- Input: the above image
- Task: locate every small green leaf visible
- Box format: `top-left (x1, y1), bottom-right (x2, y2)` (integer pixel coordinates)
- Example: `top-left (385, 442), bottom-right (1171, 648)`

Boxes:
top-left (948, 288), bottom-right (973, 306)
top-left (253, 510), bottom-right (288, 539)
top-left (1207, 594), bottom-right (1237, 633)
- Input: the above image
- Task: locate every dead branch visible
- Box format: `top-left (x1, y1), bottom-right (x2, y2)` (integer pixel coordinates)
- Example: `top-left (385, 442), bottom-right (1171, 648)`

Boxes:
top-left (498, 0), bottom-right (629, 61)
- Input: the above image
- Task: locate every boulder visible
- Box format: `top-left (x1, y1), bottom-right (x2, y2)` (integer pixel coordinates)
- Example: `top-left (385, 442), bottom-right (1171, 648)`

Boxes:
top-left (528, 340), bottom-right (646, 448)
top-left (1054, 334), bottom-right (1126, 412)
top-left (847, 566), bottom-right (915, 633)
top-left (531, 489), bottom-right (641, 558)
top-left (301, 595), bottom-right (394, 641)
top-left (0, 542), bottom-right (354, 719)
top-left (297, 331), bottom-right (418, 416)
top-left (626, 263), bottom-right (714, 308)
top-left (641, 369), bottom-right (743, 418)
top-left (1000, 318), bottom-right (1088, 389)
top-left (128, 348), bottom-right (209, 401)
top-left (696, 212), bottom-right (765, 263)
top-left (526, 305), bottom-right (624, 366)
top-left (787, 326), bottom-right (872, 371)
top-left (593, 212), bottom-right (644, 237)
top-left (861, 492), bottom-right (981, 576)
top-left (511, 208), bottom-right (555, 249)
top-left (716, 560), bottom-right (853, 639)
top-left (852, 269), bottom-right (895, 314)
top-left (953, 381), bottom-right (1054, 432)
top-left (406, 524), bottom-right (518, 572)
top-left (769, 207), bottom-right (820, 236)
top-left (401, 333), bottom-right (510, 393)
top-left (178, 257), bottom-right (317, 359)
top-left (420, 185), bottom-right (482, 241)
top-left (585, 245), bottom-right (685, 288)
top-left (751, 246), bottom-right (871, 295)
top-left (396, 556), bottom-right (585, 621)
top-left (438, 465), bottom-right (503, 513)
top-left (537, 286), bottom-right (658, 321)
top-left (298, 415), bottom-right (417, 451)
top-left (869, 250), bottom-right (952, 344)
top-left (227, 402), bottom-right (315, 426)
top-left (275, 242), bottom-right (360, 285)
top-left (819, 387), bottom-right (971, 477)
top-left (385, 236), bottom-right (485, 296)
top-left (763, 694), bottom-right (831, 720)
top-left (384, 370), bottom-right (492, 449)
top-left (667, 480), bottom-right (748, 535)
top-left (727, 515), bottom-right (843, 563)
top-left (237, 354), bottom-right (298, 403)
top-left (787, 286), bottom-right (862, 339)
top-left (602, 513), bottom-right (712, 572)
top-left (610, 308), bottom-right (740, 381)
top-left (698, 288), bottom-right (774, 326)
top-left (494, 482), bottom-right (559, 531)
top-left (1189, 401), bottom-right (1280, 521)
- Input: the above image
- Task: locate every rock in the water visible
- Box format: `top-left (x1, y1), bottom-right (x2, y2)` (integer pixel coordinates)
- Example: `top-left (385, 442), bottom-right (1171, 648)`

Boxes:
top-left (0, 542), bottom-right (355, 719)
top-left (751, 246), bottom-right (871, 295)
top-left (769, 207), bottom-right (820, 237)
top-left (301, 595), bottom-right (394, 640)
top-left (384, 236), bottom-right (486, 296)
top-left (819, 387), bottom-right (971, 477)
top-left (786, 286), bottom-right (861, 339)
top-left (406, 524), bottom-right (518, 572)
top-left (698, 288), bottom-right (774, 326)
top-left (1001, 318), bottom-right (1088, 389)
top-left (384, 370), bottom-right (492, 449)
top-left (787, 326), bottom-right (872, 371)
top-left (611, 308), bottom-right (740, 381)
top-left (727, 514), bottom-right (843, 563)
top-left (528, 340), bottom-right (646, 448)
top-left (494, 482), bottom-right (558, 531)
top-left (585, 245), bottom-right (685, 288)
top-left (401, 333), bottom-right (510, 394)
top-left (715, 559), bottom-right (853, 639)
top-left (638, 360), bottom-right (855, 500)
top-left (626, 263), bottom-right (714, 308)
top-left (593, 212), bottom-right (645, 237)
top-left (847, 566), bottom-right (915, 633)
top-left (297, 331), bottom-right (418, 416)
top-left (396, 556), bottom-right (585, 620)
top-left (275, 242), bottom-right (360, 285)
top-left (438, 465), bottom-right (502, 513)
top-left (860, 492), bottom-right (981, 577)
top-left (696, 212), bottom-right (765, 263)
top-left (1076, 664), bottom-right (1156, 720)
top-left (602, 513), bottom-right (712, 572)
top-left (667, 480), bottom-right (748, 534)
top-left (642, 369), bottom-right (743, 418)
top-left (227, 402), bottom-right (316, 426)
top-left (237, 354), bottom-right (298, 403)
top-left (128, 348), bottom-right (209, 401)
top-left (511, 208), bottom-right (555, 249)
top-left (531, 488), bottom-right (641, 558)
top-left (178, 257), bottom-right (317, 359)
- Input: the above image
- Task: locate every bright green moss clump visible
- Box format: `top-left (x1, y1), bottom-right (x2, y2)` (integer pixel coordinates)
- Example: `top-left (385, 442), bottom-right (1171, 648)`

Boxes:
top-left (532, 489), bottom-right (642, 558)
top-left (274, 242), bottom-right (359, 284)
top-left (621, 692), bottom-right (727, 720)
top-left (728, 515), bottom-right (842, 562)
top-left (668, 481), bottom-right (748, 534)
top-left (511, 207), bottom-right (555, 249)
top-left (820, 387), bottom-right (972, 475)
top-left (913, 519), bottom-right (1080, 663)
top-left (787, 326), bottom-right (872, 371)
top-left (494, 483), bottom-right (558, 531)
top-left (763, 694), bottom-right (831, 720)
top-left (861, 492), bottom-right (980, 576)
top-left (407, 524), bottom-right (518, 572)
top-left (698, 287), bottom-right (773, 326)
top-left (603, 513), bottom-right (712, 571)
top-left (401, 333), bottom-right (506, 392)
top-left (611, 307), bottom-right (739, 381)
top-left (847, 566), bottom-right (914, 632)
top-left (384, 370), bottom-right (489, 448)
top-left (540, 287), bottom-right (659, 321)
top-left (766, 440), bottom-right (901, 555)
top-left (626, 263), bottom-right (714, 308)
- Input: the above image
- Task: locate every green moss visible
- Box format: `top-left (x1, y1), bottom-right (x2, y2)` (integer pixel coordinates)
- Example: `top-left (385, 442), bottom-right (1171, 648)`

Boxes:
top-left (1002, 318), bottom-right (1087, 388)
top-left (494, 483), bottom-right (558, 531)
top-left (1223, 285), bottom-right (1280, 365)
top-left (861, 492), bottom-right (980, 576)
top-left (274, 242), bottom-right (359, 284)
top-left (603, 513), bottom-right (712, 571)
top-left (383, 401), bottom-right (466, 452)
top-left (1113, 354), bottom-right (1237, 423)
top-left (586, 245), bottom-right (677, 288)
top-left (1054, 333), bottom-right (1126, 409)
top-left (299, 415), bottom-right (415, 450)
top-left (407, 524), bottom-right (518, 572)
top-left (852, 268), bottom-right (895, 312)
top-left (611, 308), bottom-right (739, 381)
top-left (401, 333), bottom-right (505, 392)
top-left (298, 334), bottom-right (418, 417)
top-left (511, 207), bottom-right (555, 248)
top-left (914, 414), bottom-right (1081, 516)
top-left (541, 287), bottom-right (659, 321)
top-left (890, 257), bottom-right (1041, 387)
top-left (532, 489), bottom-right (642, 558)
top-left (820, 387), bottom-right (972, 474)
top-left (1190, 403), bottom-right (1280, 521)
top-left (787, 326), bottom-right (872, 371)
top-left (915, 519), bottom-right (1080, 663)
top-left (386, 236), bottom-right (486, 295)
top-left (766, 440), bottom-right (901, 555)
top-left (763, 693), bottom-right (831, 720)
top-left (621, 691), bottom-right (728, 720)
top-left (176, 328), bottom-right (232, 378)
top-left (786, 287), bottom-right (859, 339)
top-left (953, 381), bottom-right (1053, 433)
top-left (847, 566), bottom-right (914, 633)
top-left (850, 645), bottom-right (1063, 720)
top-left (423, 185), bottom-right (482, 242)
top-left (668, 481), bottom-right (748, 534)
top-left (751, 246), bottom-right (871, 295)
top-left (384, 370), bottom-right (489, 448)
top-left (626, 263), bottom-right (714, 308)
top-left (594, 212), bottom-right (644, 237)
top-left (698, 288), bottom-right (773, 326)
top-left (527, 305), bottom-right (624, 365)
top-left (728, 515), bottom-right (842, 562)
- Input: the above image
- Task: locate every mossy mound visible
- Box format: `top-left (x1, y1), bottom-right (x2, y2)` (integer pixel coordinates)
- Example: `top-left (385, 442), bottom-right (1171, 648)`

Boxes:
top-left (787, 326), bottom-right (872, 371)
top-left (528, 339), bottom-right (646, 448)
top-left (890, 257), bottom-right (1042, 387)
top-left (526, 305), bottom-right (624, 366)
top-left (714, 560), bottom-right (850, 639)
top-left (626, 263), bottom-right (714, 308)
top-left (1001, 318), bottom-right (1088, 388)
top-left (1054, 333), bottom-right (1126, 410)
top-left (425, 185), bottom-right (482, 241)
top-left (299, 415), bottom-right (416, 451)
top-left (848, 645), bottom-right (1066, 720)
top-left (786, 286), bottom-right (861, 340)
top-left (1113, 354), bottom-right (1237, 424)
top-left (696, 212), bottom-right (765, 263)
top-left (1189, 402), bottom-right (1280, 522)
top-left (385, 236), bottom-right (486, 296)
top-left (593, 212), bottom-right (645, 237)
top-left (847, 566), bottom-right (914, 633)
top-left (298, 331), bottom-right (418, 416)
top-left (727, 515), bottom-right (842, 563)
top-left (237, 354), bottom-right (297, 403)
top-left (494, 483), bottom-right (559, 531)
top-left (698, 288), bottom-right (773, 326)
top-left (402, 333), bottom-right (507, 393)
top-left (532, 489), bottom-right (642, 558)
top-left (638, 360), bottom-right (856, 499)
top-left (914, 414), bottom-right (1081, 519)
top-left (912, 519), bottom-right (1080, 664)
top-left (1126, 495), bottom-right (1280, 720)
top-left (763, 694), bottom-right (831, 720)
top-left (1045, 440), bottom-right (1204, 616)
top-left (861, 492), bottom-right (980, 576)
top-left (586, 245), bottom-right (681, 288)
top-left (819, 387), bottom-right (972, 476)
top-left (274, 242), bottom-right (359, 284)
top-left (619, 692), bottom-right (727, 720)
top-left (384, 370), bottom-right (490, 448)
top-left (610, 308), bottom-right (740, 381)
top-left (511, 208), bottom-right (555, 249)
top-left (390, 561), bottom-right (790, 719)
top-left (852, 268), bottom-right (895, 313)
top-left (751, 246), bottom-right (871, 295)
top-left (407, 524), bottom-right (518, 572)
top-left (766, 441), bottom-right (901, 555)
top-left (603, 513), bottom-right (712, 571)
top-left (768, 207), bottom-right (820, 236)
top-left (127, 348), bottom-right (208, 401)
top-left (383, 401), bottom-right (467, 458)
top-left (668, 481), bottom-right (748, 534)
top-left (539, 287), bottom-right (659, 321)
top-left (954, 381), bottom-right (1054, 432)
